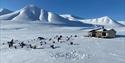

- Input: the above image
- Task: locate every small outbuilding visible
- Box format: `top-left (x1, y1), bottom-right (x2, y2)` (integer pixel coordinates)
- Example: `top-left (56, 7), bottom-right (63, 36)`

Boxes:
top-left (88, 28), bottom-right (116, 38)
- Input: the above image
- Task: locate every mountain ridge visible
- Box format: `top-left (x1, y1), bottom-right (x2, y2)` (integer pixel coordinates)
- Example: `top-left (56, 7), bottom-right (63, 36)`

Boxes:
top-left (79, 16), bottom-right (124, 27)
top-left (0, 5), bottom-right (124, 27)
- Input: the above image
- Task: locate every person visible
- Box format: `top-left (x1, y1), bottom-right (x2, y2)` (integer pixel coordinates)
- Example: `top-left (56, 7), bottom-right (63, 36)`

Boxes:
top-left (20, 42), bottom-right (26, 48)
top-left (28, 44), bottom-right (32, 48)
top-left (8, 39), bottom-right (14, 48)
top-left (57, 35), bottom-right (62, 42)
top-left (14, 46), bottom-right (17, 49)
top-left (50, 45), bottom-right (55, 49)
top-left (57, 37), bottom-right (61, 42)
top-left (70, 42), bottom-right (73, 45)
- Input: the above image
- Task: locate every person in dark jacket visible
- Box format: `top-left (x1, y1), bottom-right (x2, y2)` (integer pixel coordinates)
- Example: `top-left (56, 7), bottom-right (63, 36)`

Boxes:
top-left (20, 42), bottom-right (26, 48)
top-left (8, 39), bottom-right (14, 48)
top-left (50, 45), bottom-right (55, 49)
top-left (57, 35), bottom-right (62, 42)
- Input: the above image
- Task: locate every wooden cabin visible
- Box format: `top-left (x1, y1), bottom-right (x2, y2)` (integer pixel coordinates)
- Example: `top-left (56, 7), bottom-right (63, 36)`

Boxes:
top-left (88, 28), bottom-right (116, 38)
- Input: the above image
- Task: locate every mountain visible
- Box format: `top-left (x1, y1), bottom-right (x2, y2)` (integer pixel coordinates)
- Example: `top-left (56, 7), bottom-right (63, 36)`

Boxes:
top-left (0, 5), bottom-right (93, 27)
top-left (0, 5), bottom-right (41, 21)
top-left (39, 9), bottom-right (48, 22)
top-left (80, 16), bottom-right (124, 27)
top-left (12, 5), bottom-right (41, 21)
top-left (0, 5), bottom-right (124, 27)
top-left (60, 14), bottom-right (124, 27)
top-left (0, 8), bottom-right (12, 16)
top-left (60, 14), bottom-right (83, 21)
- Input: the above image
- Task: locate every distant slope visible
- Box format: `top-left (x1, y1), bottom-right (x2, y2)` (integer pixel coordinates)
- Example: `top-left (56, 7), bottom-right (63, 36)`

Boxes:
top-left (0, 11), bottom-right (19, 20)
top-left (0, 8), bottom-right (12, 16)
top-left (117, 21), bottom-right (125, 25)
top-left (60, 14), bottom-right (124, 27)
top-left (60, 14), bottom-right (84, 21)
top-left (80, 16), bottom-right (124, 27)
top-left (48, 12), bottom-right (93, 26)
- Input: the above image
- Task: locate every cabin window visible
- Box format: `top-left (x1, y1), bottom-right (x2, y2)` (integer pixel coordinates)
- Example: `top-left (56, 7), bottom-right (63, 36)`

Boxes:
top-left (102, 32), bottom-right (106, 36)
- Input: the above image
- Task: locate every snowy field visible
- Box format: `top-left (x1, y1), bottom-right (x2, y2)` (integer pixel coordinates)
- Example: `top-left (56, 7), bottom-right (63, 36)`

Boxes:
top-left (0, 20), bottom-right (125, 63)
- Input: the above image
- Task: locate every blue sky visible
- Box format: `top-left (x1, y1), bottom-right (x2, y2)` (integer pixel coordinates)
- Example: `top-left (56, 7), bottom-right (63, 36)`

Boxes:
top-left (0, 0), bottom-right (125, 20)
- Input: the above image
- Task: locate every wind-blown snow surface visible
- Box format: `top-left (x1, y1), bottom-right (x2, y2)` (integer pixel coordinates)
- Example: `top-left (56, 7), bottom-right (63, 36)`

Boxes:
top-left (0, 20), bottom-right (125, 63)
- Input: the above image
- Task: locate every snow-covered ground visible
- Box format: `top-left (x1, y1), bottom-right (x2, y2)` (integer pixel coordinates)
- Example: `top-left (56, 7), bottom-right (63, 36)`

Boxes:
top-left (0, 20), bottom-right (125, 63)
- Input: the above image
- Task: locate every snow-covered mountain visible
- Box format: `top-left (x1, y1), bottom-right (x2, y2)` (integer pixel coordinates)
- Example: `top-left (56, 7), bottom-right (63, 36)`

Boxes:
top-left (80, 16), bottom-right (124, 27)
top-left (0, 8), bottom-right (12, 16)
top-left (12, 5), bottom-right (41, 21)
top-left (60, 14), bottom-right (124, 27)
top-left (0, 5), bottom-right (93, 27)
top-left (0, 5), bottom-right (124, 27)
top-left (47, 12), bottom-right (84, 25)
top-left (0, 5), bottom-right (41, 21)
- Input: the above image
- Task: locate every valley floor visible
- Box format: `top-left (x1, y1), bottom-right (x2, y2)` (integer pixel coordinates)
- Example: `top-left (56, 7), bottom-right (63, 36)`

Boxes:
top-left (0, 21), bottom-right (125, 63)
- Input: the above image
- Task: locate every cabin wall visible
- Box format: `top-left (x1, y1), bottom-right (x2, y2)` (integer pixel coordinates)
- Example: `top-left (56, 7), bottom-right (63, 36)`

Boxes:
top-left (96, 32), bottom-right (102, 38)
top-left (88, 29), bottom-right (116, 38)
top-left (107, 31), bottom-right (116, 38)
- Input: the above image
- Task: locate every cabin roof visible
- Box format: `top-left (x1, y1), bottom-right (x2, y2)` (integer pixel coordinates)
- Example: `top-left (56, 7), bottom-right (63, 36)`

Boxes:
top-left (89, 28), bottom-right (116, 32)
